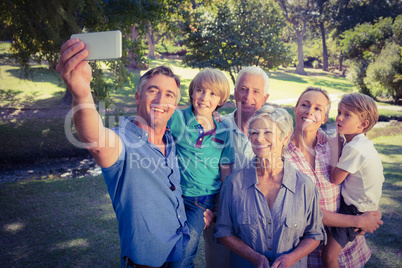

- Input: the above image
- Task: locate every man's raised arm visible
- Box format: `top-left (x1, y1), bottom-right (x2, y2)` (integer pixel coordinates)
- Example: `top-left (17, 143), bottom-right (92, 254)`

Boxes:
top-left (57, 38), bottom-right (122, 168)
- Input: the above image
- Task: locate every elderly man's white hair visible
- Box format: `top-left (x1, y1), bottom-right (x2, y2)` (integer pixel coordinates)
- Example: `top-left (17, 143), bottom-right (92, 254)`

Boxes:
top-left (234, 66), bottom-right (270, 94)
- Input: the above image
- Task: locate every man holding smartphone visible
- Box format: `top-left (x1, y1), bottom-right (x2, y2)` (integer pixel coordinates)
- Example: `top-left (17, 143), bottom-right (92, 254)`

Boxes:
top-left (57, 38), bottom-right (211, 268)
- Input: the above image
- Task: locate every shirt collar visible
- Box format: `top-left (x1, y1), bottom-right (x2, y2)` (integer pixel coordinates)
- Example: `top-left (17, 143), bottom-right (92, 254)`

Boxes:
top-left (183, 105), bottom-right (226, 131)
top-left (120, 116), bottom-right (172, 144)
top-left (286, 128), bottom-right (329, 153)
top-left (348, 133), bottom-right (365, 143)
top-left (224, 109), bottom-right (243, 134)
top-left (241, 158), bottom-right (259, 189)
top-left (282, 159), bottom-right (296, 194)
top-left (241, 158), bottom-right (296, 194)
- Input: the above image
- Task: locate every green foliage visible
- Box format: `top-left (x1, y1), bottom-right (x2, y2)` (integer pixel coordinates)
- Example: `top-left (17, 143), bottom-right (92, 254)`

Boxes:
top-left (1, 0), bottom-right (86, 70)
top-left (331, 0), bottom-right (402, 34)
top-left (341, 15), bottom-right (402, 98)
top-left (1, 0), bottom-right (185, 106)
top-left (346, 60), bottom-right (371, 95)
top-left (364, 42), bottom-right (402, 102)
top-left (340, 17), bottom-right (394, 60)
top-left (183, 0), bottom-right (289, 84)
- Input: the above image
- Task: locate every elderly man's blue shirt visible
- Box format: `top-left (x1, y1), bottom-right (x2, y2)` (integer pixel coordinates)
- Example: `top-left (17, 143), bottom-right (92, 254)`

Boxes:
top-left (101, 117), bottom-right (189, 267)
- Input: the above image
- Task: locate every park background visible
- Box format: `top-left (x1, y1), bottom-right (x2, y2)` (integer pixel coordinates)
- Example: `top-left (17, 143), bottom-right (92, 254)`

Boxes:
top-left (1, 1), bottom-right (401, 267)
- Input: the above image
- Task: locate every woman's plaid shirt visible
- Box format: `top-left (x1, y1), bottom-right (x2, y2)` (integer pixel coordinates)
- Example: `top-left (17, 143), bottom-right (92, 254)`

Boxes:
top-left (284, 129), bottom-right (371, 268)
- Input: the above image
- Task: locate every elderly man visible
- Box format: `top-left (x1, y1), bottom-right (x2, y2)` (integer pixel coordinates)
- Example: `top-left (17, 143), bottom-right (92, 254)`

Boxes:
top-left (203, 66), bottom-right (270, 268)
top-left (57, 38), bottom-right (190, 268)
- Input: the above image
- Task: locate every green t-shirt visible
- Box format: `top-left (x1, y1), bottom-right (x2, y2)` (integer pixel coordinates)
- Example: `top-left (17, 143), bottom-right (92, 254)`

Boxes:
top-left (168, 106), bottom-right (235, 196)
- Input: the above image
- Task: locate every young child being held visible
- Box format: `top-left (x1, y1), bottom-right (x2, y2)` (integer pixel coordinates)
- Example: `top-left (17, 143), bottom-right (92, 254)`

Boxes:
top-left (323, 93), bottom-right (384, 268)
top-left (167, 68), bottom-right (234, 268)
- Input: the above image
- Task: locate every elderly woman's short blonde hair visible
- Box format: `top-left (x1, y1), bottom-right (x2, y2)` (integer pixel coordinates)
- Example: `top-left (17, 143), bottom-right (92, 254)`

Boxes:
top-left (248, 104), bottom-right (294, 152)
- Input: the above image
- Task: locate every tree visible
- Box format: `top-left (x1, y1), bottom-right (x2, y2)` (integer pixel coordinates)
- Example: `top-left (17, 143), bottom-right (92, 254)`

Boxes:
top-left (364, 43), bottom-right (402, 103)
top-left (332, 0), bottom-right (402, 34)
top-left (342, 16), bottom-right (402, 100)
top-left (1, 0), bottom-right (83, 71)
top-left (311, 0), bottom-right (338, 72)
top-left (183, 0), bottom-right (289, 84)
top-left (328, 0), bottom-right (402, 70)
top-left (275, 0), bottom-right (318, 75)
top-left (1, 0), bottom-right (184, 106)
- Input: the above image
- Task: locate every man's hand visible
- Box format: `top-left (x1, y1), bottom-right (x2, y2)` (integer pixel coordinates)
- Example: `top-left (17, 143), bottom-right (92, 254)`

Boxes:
top-left (56, 38), bottom-right (92, 101)
top-left (203, 209), bottom-right (215, 229)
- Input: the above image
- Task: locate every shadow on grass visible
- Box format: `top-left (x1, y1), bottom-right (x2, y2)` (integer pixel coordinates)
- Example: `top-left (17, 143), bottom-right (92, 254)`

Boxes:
top-left (374, 143), bottom-right (402, 156)
top-left (6, 66), bottom-right (61, 85)
top-left (269, 68), bottom-right (355, 93)
top-left (0, 175), bottom-right (120, 267)
top-left (268, 71), bottom-right (308, 84)
top-left (0, 118), bottom-right (89, 170)
top-left (365, 167), bottom-right (402, 267)
top-left (311, 79), bottom-right (355, 92)
top-left (3, 66), bottom-right (66, 108)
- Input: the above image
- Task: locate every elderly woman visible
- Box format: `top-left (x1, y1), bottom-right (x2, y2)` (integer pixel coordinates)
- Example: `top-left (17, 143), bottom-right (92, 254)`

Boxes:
top-left (214, 105), bottom-right (326, 268)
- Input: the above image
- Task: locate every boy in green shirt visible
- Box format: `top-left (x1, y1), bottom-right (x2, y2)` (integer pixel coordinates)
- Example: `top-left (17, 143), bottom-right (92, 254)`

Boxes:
top-left (168, 68), bottom-right (234, 268)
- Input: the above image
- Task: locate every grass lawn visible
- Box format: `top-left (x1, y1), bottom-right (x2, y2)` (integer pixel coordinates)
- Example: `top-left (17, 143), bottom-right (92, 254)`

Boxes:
top-left (365, 134), bottom-right (402, 268)
top-left (1, 126), bottom-right (401, 267)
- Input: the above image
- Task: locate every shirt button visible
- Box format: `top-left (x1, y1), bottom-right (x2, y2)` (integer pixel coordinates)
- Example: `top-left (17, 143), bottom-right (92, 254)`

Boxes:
top-left (268, 247), bottom-right (272, 250)
top-left (268, 235), bottom-right (272, 239)
top-left (199, 138), bottom-right (202, 141)
top-left (294, 224), bottom-right (298, 228)
top-left (138, 136), bottom-right (141, 138)
top-left (145, 133), bottom-right (148, 136)
top-left (268, 221), bottom-right (272, 224)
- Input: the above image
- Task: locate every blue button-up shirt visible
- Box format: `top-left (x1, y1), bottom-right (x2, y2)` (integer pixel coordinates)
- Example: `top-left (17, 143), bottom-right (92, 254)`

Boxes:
top-left (214, 158), bottom-right (326, 268)
top-left (102, 117), bottom-right (189, 267)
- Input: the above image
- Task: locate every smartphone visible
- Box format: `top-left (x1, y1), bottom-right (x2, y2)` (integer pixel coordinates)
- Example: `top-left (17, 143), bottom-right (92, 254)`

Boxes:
top-left (70, 30), bottom-right (122, 61)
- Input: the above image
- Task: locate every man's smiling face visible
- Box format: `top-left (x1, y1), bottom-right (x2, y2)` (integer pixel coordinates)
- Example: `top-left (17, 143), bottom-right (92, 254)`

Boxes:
top-left (135, 74), bottom-right (178, 129)
top-left (234, 74), bottom-right (269, 117)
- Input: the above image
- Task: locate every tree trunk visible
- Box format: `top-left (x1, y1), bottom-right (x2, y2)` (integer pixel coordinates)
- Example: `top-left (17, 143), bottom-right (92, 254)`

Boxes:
top-left (339, 51), bottom-right (343, 71)
top-left (228, 67), bottom-right (236, 85)
top-left (320, 22), bottom-right (328, 71)
top-left (59, 89), bottom-right (72, 106)
top-left (146, 31), bottom-right (156, 60)
top-left (296, 30), bottom-right (306, 75)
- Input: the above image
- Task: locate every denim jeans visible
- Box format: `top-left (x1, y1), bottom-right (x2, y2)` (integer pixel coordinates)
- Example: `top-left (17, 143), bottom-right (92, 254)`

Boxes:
top-left (168, 195), bottom-right (216, 268)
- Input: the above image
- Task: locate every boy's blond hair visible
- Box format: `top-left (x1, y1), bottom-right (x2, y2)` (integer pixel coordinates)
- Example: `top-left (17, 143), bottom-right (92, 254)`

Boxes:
top-left (339, 93), bottom-right (379, 132)
top-left (189, 68), bottom-right (230, 110)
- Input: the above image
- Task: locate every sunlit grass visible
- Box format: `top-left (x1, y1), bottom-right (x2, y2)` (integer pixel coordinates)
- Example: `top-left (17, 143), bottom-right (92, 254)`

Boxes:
top-left (364, 133), bottom-right (402, 268)
top-left (0, 65), bottom-right (65, 108)
top-left (3, 222), bottom-right (25, 234)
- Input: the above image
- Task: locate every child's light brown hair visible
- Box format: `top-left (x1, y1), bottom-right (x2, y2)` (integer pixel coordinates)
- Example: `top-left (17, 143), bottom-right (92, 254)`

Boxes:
top-left (339, 93), bottom-right (379, 132)
top-left (189, 68), bottom-right (230, 111)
